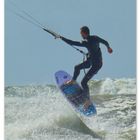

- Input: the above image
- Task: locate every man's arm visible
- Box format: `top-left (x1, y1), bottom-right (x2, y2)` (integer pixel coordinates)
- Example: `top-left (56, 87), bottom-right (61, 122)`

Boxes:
top-left (96, 36), bottom-right (109, 48)
top-left (96, 36), bottom-right (113, 54)
top-left (60, 36), bottom-right (87, 47)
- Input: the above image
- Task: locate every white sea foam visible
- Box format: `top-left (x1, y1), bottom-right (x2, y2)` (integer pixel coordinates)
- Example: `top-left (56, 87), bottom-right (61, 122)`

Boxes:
top-left (5, 78), bottom-right (136, 140)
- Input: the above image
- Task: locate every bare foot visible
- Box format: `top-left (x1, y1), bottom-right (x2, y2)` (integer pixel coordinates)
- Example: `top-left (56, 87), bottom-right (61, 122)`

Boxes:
top-left (66, 80), bottom-right (76, 85)
top-left (65, 80), bottom-right (72, 84)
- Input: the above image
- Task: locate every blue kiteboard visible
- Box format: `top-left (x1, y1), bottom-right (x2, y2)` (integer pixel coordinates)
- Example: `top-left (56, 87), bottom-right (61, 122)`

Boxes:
top-left (55, 70), bottom-right (97, 117)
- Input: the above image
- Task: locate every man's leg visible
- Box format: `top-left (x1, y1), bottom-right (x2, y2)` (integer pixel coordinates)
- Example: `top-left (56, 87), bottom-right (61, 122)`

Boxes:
top-left (72, 60), bottom-right (91, 81)
top-left (81, 62), bottom-right (102, 98)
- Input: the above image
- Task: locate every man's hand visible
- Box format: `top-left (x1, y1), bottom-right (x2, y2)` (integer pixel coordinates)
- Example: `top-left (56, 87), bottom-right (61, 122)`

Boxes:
top-left (43, 28), bottom-right (61, 39)
top-left (107, 47), bottom-right (113, 54)
top-left (54, 34), bottom-right (61, 39)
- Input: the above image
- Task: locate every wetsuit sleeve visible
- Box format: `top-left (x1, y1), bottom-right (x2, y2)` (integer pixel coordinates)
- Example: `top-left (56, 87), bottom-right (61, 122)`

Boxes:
top-left (61, 36), bottom-right (87, 47)
top-left (96, 36), bottom-right (110, 48)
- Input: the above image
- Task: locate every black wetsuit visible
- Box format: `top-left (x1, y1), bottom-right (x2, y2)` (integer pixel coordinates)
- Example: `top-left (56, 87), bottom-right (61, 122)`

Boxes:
top-left (61, 35), bottom-right (109, 97)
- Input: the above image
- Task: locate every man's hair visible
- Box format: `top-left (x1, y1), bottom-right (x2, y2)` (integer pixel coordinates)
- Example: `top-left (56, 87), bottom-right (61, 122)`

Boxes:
top-left (80, 26), bottom-right (90, 35)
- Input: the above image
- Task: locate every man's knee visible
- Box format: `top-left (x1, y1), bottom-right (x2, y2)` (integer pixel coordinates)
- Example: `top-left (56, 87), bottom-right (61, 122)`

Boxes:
top-left (99, 61), bottom-right (103, 69)
top-left (91, 62), bottom-right (102, 75)
top-left (94, 65), bottom-right (102, 74)
top-left (74, 64), bottom-right (81, 71)
top-left (97, 61), bottom-right (103, 70)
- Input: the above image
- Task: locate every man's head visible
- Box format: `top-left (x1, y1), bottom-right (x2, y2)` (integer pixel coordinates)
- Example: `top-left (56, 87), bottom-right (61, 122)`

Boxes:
top-left (80, 26), bottom-right (90, 39)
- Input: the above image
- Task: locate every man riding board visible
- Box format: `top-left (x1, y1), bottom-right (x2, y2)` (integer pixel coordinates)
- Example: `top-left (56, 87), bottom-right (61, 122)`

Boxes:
top-left (56, 26), bottom-right (113, 99)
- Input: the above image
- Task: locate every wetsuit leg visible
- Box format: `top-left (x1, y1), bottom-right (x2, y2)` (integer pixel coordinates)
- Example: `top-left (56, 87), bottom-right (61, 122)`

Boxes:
top-left (72, 60), bottom-right (91, 81)
top-left (81, 62), bottom-right (102, 98)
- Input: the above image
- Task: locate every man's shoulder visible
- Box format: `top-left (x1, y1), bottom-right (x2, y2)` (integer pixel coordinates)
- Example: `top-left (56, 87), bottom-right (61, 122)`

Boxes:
top-left (90, 35), bottom-right (99, 38)
top-left (90, 35), bottom-right (100, 40)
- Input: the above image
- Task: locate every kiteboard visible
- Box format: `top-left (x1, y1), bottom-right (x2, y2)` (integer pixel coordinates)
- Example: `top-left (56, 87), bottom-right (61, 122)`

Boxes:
top-left (55, 70), bottom-right (97, 117)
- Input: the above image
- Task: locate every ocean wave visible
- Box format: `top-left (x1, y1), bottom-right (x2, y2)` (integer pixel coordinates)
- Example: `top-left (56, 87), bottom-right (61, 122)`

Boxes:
top-left (5, 78), bottom-right (136, 140)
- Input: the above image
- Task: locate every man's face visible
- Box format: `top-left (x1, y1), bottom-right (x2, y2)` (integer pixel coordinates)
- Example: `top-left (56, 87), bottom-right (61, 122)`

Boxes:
top-left (80, 31), bottom-right (88, 39)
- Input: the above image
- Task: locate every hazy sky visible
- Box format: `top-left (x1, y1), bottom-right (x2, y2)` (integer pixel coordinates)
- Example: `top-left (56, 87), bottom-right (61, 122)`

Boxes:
top-left (5, 0), bottom-right (136, 86)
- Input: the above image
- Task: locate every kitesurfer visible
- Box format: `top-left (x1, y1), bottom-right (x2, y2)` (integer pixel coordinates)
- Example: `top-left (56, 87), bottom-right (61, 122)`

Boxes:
top-left (57, 26), bottom-right (113, 98)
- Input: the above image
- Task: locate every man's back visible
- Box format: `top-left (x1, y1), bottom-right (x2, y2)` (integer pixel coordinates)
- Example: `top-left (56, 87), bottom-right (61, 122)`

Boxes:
top-left (82, 35), bottom-right (102, 61)
top-left (61, 35), bottom-right (110, 62)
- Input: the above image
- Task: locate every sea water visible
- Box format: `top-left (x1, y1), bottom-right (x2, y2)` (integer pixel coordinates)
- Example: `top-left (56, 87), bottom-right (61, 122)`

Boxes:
top-left (5, 78), bottom-right (136, 140)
